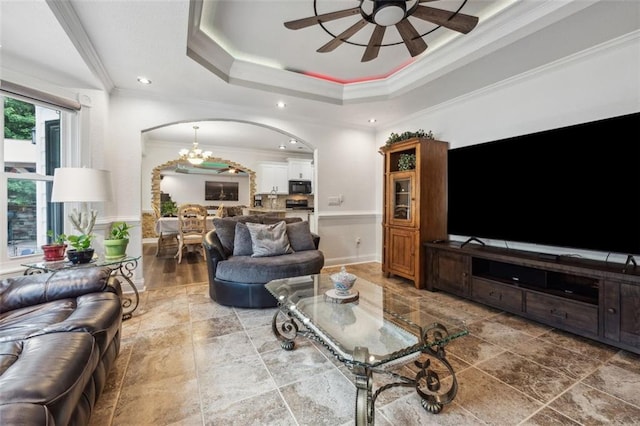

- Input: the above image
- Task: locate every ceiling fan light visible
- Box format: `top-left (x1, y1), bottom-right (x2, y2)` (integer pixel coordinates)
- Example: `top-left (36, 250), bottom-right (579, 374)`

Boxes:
top-left (373, 1), bottom-right (406, 26)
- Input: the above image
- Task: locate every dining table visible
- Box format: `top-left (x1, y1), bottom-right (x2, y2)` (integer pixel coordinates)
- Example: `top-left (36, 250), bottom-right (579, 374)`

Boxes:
top-left (154, 216), bottom-right (216, 256)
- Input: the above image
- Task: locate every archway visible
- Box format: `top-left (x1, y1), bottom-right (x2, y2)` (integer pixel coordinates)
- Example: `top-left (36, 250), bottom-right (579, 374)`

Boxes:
top-left (140, 119), bottom-right (314, 240)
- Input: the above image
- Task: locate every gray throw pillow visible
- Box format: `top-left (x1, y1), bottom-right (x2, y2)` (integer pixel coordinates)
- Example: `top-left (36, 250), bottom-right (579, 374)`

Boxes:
top-left (233, 222), bottom-right (253, 256)
top-left (286, 221), bottom-right (316, 251)
top-left (246, 221), bottom-right (293, 258)
top-left (212, 217), bottom-right (238, 256)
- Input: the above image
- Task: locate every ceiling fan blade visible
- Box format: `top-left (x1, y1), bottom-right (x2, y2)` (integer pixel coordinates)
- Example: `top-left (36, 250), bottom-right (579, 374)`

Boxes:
top-left (412, 5), bottom-right (479, 34)
top-left (317, 19), bottom-right (368, 53)
top-left (395, 19), bottom-right (428, 57)
top-left (362, 25), bottom-right (386, 62)
top-left (284, 7), bottom-right (361, 30)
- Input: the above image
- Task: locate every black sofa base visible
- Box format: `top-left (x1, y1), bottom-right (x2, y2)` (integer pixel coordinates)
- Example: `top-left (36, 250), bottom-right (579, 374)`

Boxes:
top-left (209, 278), bottom-right (280, 308)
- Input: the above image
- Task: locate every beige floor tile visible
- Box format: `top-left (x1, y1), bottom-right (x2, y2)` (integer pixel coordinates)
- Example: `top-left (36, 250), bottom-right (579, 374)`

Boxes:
top-left (95, 256), bottom-right (639, 426)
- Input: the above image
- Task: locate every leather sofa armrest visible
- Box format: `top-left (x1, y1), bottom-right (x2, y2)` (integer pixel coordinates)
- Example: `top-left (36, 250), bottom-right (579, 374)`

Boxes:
top-left (1, 267), bottom-right (113, 312)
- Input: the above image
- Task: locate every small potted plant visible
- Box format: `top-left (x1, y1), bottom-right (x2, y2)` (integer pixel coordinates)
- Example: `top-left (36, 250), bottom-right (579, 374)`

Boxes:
top-left (66, 233), bottom-right (95, 264)
top-left (161, 200), bottom-right (178, 217)
top-left (42, 230), bottom-right (67, 261)
top-left (104, 221), bottom-right (133, 260)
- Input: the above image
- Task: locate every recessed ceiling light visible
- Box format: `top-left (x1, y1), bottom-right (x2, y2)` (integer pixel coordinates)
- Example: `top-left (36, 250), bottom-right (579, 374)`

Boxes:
top-left (276, 101), bottom-right (286, 108)
top-left (278, 144), bottom-right (286, 150)
top-left (137, 76), bottom-right (152, 84)
top-left (368, 118), bottom-right (377, 123)
top-left (289, 139), bottom-right (297, 144)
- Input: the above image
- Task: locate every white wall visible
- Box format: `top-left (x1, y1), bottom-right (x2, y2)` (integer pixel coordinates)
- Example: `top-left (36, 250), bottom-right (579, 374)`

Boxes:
top-left (159, 173), bottom-right (249, 208)
top-left (376, 35), bottom-right (640, 264)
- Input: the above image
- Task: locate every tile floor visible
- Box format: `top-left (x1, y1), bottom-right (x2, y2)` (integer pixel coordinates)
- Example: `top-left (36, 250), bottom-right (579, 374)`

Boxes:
top-left (89, 261), bottom-right (640, 425)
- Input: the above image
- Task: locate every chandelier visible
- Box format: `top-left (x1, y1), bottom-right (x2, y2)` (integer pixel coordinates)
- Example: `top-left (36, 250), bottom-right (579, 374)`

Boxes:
top-left (179, 125), bottom-right (212, 165)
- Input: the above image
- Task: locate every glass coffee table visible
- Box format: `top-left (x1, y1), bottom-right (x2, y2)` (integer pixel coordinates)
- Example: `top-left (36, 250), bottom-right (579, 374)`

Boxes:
top-left (265, 273), bottom-right (468, 425)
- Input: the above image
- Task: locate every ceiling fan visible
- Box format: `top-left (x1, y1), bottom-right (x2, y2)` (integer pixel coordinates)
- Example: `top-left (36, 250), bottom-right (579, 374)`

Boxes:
top-left (284, 0), bottom-right (479, 62)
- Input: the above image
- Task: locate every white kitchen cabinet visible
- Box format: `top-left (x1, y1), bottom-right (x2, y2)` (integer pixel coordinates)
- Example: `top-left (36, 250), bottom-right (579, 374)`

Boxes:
top-left (258, 162), bottom-right (288, 194)
top-left (287, 158), bottom-right (313, 181)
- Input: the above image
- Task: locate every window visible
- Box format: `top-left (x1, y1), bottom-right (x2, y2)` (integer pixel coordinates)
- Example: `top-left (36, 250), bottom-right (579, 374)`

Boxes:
top-left (2, 96), bottom-right (63, 260)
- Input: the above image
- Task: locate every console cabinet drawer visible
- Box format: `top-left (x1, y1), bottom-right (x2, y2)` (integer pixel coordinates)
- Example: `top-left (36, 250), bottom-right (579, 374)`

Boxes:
top-left (525, 292), bottom-right (598, 336)
top-left (472, 278), bottom-right (523, 313)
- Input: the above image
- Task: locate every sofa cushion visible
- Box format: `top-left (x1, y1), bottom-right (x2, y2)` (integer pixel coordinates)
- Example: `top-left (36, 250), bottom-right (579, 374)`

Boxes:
top-left (212, 217), bottom-right (237, 256)
top-left (213, 215), bottom-right (266, 256)
top-left (286, 221), bottom-right (316, 251)
top-left (216, 250), bottom-right (325, 284)
top-left (233, 222), bottom-right (253, 256)
top-left (246, 221), bottom-right (292, 257)
top-left (0, 332), bottom-right (99, 426)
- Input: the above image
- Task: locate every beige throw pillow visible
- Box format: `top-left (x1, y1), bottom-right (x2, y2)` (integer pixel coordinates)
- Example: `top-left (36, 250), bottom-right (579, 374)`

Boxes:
top-left (246, 221), bottom-right (292, 257)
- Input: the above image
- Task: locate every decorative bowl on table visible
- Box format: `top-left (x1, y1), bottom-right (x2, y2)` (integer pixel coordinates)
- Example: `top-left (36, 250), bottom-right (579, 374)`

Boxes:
top-left (330, 266), bottom-right (357, 296)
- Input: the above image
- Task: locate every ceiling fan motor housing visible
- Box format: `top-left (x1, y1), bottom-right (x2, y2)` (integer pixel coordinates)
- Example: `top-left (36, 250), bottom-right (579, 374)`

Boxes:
top-left (371, 0), bottom-right (407, 26)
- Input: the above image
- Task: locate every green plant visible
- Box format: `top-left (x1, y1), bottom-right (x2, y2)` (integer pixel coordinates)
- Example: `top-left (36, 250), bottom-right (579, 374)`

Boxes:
top-left (46, 230), bottom-right (67, 245)
top-left (161, 200), bottom-right (178, 216)
top-left (398, 153), bottom-right (416, 171)
top-left (107, 222), bottom-right (133, 240)
top-left (66, 234), bottom-right (94, 251)
top-left (385, 129), bottom-right (434, 146)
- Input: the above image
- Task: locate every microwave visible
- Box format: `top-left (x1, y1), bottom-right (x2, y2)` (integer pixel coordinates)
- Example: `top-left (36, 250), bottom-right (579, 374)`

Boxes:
top-left (289, 180), bottom-right (312, 194)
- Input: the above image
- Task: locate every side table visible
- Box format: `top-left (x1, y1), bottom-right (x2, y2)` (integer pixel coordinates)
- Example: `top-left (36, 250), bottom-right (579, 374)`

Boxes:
top-left (22, 255), bottom-right (141, 320)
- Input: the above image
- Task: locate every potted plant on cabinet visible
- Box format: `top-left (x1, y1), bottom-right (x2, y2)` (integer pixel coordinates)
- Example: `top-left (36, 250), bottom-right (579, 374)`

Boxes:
top-left (104, 221), bottom-right (133, 260)
top-left (42, 230), bottom-right (67, 261)
top-left (66, 234), bottom-right (95, 264)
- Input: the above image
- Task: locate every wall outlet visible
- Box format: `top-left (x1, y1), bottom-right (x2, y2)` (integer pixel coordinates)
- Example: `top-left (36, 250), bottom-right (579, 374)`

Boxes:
top-left (355, 237), bottom-right (361, 245)
top-left (328, 196), bottom-right (341, 206)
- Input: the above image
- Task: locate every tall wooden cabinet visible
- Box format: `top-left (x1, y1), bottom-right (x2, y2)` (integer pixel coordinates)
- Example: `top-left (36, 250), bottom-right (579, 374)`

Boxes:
top-left (381, 138), bottom-right (448, 288)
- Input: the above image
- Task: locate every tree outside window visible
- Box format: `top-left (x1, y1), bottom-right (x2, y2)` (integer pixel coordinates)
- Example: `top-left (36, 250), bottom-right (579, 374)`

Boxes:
top-left (3, 96), bottom-right (62, 258)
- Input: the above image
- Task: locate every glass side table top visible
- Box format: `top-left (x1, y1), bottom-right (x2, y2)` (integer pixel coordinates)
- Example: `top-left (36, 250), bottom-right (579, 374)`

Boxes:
top-left (21, 255), bottom-right (141, 272)
top-left (266, 273), bottom-right (468, 424)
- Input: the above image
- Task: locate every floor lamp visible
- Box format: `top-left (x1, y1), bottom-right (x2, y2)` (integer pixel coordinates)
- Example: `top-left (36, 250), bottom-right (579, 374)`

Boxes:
top-left (51, 168), bottom-right (113, 235)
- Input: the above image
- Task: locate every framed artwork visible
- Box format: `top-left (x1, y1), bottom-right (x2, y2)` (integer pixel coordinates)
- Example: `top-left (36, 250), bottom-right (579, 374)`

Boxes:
top-left (205, 181), bottom-right (239, 201)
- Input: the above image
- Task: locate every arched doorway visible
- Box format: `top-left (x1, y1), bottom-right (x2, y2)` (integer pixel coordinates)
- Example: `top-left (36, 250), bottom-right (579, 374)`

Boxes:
top-left (140, 119), bottom-right (314, 240)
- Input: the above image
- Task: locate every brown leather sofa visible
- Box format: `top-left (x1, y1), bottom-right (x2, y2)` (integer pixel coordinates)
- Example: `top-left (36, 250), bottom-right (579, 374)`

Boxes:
top-left (0, 267), bottom-right (123, 425)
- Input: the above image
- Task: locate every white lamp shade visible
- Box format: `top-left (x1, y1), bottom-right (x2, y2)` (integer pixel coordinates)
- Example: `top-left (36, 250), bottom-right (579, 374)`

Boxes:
top-left (51, 168), bottom-right (113, 203)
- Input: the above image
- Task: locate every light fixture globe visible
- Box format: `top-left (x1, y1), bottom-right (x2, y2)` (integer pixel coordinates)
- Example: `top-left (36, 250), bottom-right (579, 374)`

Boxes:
top-left (372, 0), bottom-right (406, 26)
top-left (179, 125), bottom-right (212, 165)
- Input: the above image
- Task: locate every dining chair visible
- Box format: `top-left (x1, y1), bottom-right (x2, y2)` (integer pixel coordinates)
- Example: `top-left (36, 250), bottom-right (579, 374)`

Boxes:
top-left (175, 203), bottom-right (208, 263)
top-left (153, 203), bottom-right (178, 256)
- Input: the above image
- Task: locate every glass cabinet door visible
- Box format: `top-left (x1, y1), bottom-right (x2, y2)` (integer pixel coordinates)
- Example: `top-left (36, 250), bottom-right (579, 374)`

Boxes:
top-left (389, 171), bottom-right (415, 226)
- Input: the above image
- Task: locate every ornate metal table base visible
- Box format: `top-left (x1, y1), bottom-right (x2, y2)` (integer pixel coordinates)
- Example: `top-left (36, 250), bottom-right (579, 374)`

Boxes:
top-left (111, 257), bottom-right (140, 320)
top-left (271, 310), bottom-right (460, 426)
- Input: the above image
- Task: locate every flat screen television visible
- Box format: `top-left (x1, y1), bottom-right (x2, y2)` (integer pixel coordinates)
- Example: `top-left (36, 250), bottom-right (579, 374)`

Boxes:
top-left (447, 112), bottom-right (640, 256)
